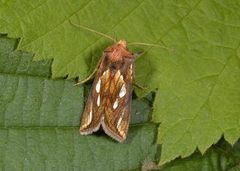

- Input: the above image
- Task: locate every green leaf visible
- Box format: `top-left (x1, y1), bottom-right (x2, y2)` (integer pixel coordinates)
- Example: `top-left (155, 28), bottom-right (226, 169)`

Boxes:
top-left (161, 139), bottom-right (240, 171)
top-left (150, 1), bottom-right (240, 165)
top-left (1, 0), bottom-right (240, 165)
top-left (0, 35), bottom-right (83, 127)
top-left (0, 36), bottom-right (158, 170)
top-left (0, 125), bottom-right (157, 171)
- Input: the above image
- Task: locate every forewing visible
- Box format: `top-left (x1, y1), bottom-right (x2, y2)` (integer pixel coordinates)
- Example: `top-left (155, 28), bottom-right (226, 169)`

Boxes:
top-left (79, 55), bottom-right (106, 134)
top-left (101, 60), bottom-right (134, 142)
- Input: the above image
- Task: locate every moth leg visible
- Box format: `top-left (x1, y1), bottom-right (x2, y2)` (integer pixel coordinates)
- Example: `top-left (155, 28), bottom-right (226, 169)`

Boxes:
top-left (133, 51), bottom-right (145, 59)
top-left (74, 67), bottom-right (97, 86)
top-left (75, 55), bottom-right (104, 86)
top-left (133, 82), bottom-right (148, 90)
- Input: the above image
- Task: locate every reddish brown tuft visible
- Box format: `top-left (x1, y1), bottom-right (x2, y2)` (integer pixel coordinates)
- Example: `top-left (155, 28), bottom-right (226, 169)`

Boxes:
top-left (104, 40), bottom-right (133, 62)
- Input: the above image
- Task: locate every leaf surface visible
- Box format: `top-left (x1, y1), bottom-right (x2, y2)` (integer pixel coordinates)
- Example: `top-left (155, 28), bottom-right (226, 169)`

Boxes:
top-left (161, 139), bottom-right (240, 171)
top-left (1, 0), bottom-right (240, 164)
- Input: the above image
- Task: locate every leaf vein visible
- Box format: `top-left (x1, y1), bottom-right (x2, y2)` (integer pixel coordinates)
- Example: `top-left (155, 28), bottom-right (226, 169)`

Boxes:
top-left (21, 0), bottom-right (93, 48)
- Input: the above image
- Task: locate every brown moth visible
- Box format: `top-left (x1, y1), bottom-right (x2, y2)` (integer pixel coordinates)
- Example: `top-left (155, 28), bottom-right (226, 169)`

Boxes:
top-left (71, 21), bottom-right (170, 142)
top-left (79, 40), bottom-right (135, 142)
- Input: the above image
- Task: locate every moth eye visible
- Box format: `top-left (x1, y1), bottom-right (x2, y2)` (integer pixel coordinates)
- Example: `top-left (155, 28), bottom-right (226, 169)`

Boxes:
top-left (96, 79), bottom-right (101, 93)
top-left (110, 63), bottom-right (117, 70)
top-left (113, 99), bottom-right (118, 109)
top-left (119, 84), bottom-right (126, 98)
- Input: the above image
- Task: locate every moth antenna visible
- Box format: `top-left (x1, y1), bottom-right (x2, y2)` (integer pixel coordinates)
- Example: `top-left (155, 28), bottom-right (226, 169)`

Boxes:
top-left (128, 42), bottom-right (173, 51)
top-left (70, 20), bottom-right (116, 42)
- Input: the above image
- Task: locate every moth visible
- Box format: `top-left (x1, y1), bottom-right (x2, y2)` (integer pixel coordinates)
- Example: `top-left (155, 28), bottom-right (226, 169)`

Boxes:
top-left (79, 39), bottom-right (135, 142)
top-left (71, 21), bottom-right (170, 142)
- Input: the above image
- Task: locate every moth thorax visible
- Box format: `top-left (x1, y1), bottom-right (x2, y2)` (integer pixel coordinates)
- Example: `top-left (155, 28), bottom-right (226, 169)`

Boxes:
top-left (106, 40), bottom-right (133, 62)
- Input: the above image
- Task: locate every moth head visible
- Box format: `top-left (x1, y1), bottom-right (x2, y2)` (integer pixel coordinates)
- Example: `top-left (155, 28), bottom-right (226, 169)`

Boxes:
top-left (105, 40), bottom-right (134, 62)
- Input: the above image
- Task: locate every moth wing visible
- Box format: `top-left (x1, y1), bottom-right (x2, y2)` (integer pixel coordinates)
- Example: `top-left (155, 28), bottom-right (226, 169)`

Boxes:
top-left (79, 55), bottom-right (106, 135)
top-left (101, 63), bottom-right (133, 142)
top-left (102, 98), bottom-right (132, 142)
